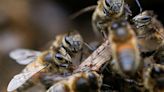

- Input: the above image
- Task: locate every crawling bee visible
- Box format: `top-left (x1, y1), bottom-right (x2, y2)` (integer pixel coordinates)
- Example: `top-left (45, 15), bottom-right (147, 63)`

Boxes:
top-left (47, 71), bottom-right (102, 92)
top-left (92, 0), bottom-right (132, 38)
top-left (108, 20), bottom-right (141, 76)
top-left (132, 10), bottom-right (164, 57)
top-left (106, 20), bottom-right (145, 92)
top-left (7, 50), bottom-right (72, 92)
top-left (7, 31), bottom-right (84, 92)
top-left (50, 31), bottom-right (84, 65)
top-left (9, 31), bottom-right (84, 65)
top-left (144, 64), bottom-right (164, 92)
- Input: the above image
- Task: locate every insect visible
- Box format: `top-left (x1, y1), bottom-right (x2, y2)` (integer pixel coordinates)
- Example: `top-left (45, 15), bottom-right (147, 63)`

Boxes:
top-left (92, 0), bottom-right (133, 38)
top-left (7, 50), bottom-right (72, 92)
top-left (50, 30), bottom-right (84, 65)
top-left (7, 31), bottom-right (84, 91)
top-left (132, 10), bottom-right (164, 57)
top-left (47, 71), bottom-right (103, 92)
top-left (143, 64), bottom-right (164, 92)
top-left (108, 20), bottom-right (141, 77)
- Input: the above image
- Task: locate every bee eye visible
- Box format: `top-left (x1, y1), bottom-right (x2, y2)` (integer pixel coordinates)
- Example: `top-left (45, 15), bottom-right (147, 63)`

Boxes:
top-left (103, 7), bottom-right (110, 16)
top-left (55, 53), bottom-right (63, 60)
top-left (65, 36), bottom-right (71, 46)
top-left (141, 16), bottom-right (151, 21)
top-left (105, 0), bottom-right (111, 7)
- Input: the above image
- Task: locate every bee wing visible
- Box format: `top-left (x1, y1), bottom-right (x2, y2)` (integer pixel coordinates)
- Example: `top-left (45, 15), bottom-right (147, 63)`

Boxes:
top-left (9, 49), bottom-right (41, 65)
top-left (7, 61), bottom-right (46, 92)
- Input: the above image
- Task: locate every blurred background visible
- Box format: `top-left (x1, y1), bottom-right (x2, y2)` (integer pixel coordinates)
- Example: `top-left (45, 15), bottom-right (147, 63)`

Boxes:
top-left (0, 0), bottom-right (164, 92)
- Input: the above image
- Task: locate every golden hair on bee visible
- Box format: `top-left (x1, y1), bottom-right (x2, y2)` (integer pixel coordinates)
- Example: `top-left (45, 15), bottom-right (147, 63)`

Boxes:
top-left (47, 71), bottom-right (102, 92)
top-left (143, 64), bottom-right (164, 92)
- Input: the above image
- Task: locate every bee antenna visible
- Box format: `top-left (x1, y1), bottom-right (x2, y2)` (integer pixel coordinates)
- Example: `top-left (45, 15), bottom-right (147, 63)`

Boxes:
top-left (135, 0), bottom-right (143, 13)
top-left (102, 84), bottom-right (112, 88)
top-left (83, 41), bottom-right (95, 51)
top-left (69, 5), bottom-right (97, 20)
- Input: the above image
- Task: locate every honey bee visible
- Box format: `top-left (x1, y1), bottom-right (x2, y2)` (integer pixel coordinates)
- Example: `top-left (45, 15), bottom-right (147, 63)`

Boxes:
top-left (92, 0), bottom-right (132, 38)
top-left (132, 10), bottom-right (164, 56)
top-left (7, 50), bottom-right (72, 92)
top-left (47, 71), bottom-right (103, 92)
top-left (7, 31), bottom-right (84, 92)
top-left (50, 30), bottom-right (84, 65)
top-left (9, 31), bottom-right (84, 66)
top-left (108, 20), bottom-right (141, 76)
top-left (143, 64), bottom-right (164, 92)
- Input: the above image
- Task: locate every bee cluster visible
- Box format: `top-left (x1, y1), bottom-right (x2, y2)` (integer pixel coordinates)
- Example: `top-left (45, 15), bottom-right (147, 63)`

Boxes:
top-left (7, 0), bottom-right (164, 92)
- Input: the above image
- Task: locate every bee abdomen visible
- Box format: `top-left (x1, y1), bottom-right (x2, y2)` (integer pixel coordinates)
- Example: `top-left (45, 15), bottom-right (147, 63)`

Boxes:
top-left (74, 77), bottom-right (90, 92)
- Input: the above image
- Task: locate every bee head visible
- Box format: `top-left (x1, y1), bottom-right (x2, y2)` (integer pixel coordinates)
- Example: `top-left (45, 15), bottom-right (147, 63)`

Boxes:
top-left (110, 20), bottom-right (130, 42)
top-left (63, 31), bottom-right (83, 53)
top-left (74, 77), bottom-right (90, 92)
top-left (74, 71), bottom-right (102, 92)
top-left (87, 71), bottom-right (102, 90)
top-left (103, 0), bottom-right (124, 15)
top-left (132, 11), bottom-right (152, 28)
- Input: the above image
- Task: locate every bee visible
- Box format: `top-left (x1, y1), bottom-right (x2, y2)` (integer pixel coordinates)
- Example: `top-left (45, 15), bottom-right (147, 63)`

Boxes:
top-left (132, 10), bottom-right (164, 57)
top-left (92, 0), bottom-right (132, 38)
top-left (50, 30), bottom-right (84, 65)
top-left (108, 20), bottom-right (141, 76)
top-left (47, 71), bottom-right (103, 92)
top-left (143, 64), bottom-right (164, 92)
top-left (7, 31), bottom-right (84, 92)
top-left (7, 50), bottom-right (72, 92)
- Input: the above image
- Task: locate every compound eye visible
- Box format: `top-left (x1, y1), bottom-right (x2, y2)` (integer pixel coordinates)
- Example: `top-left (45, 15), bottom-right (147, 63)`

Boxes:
top-left (65, 36), bottom-right (71, 46)
top-left (105, 0), bottom-right (111, 7)
top-left (141, 16), bottom-right (151, 22)
top-left (55, 53), bottom-right (63, 61)
top-left (103, 7), bottom-right (110, 16)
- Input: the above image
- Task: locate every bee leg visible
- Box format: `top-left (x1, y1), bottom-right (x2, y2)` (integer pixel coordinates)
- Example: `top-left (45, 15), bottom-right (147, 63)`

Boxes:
top-left (124, 79), bottom-right (143, 87)
top-left (101, 84), bottom-right (113, 91)
top-left (100, 62), bottom-right (110, 73)
top-left (101, 30), bottom-right (108, 40)
top-left (83, 42), bottom-right (95, 52)
top-left (97, 22), bottom-right (108, 40)
top-left (79, 51), bottom-right (85, 65)
top-left (124, 4), bottom-right (132, 16)
top-left (135, 0), bottom-right (143, 12)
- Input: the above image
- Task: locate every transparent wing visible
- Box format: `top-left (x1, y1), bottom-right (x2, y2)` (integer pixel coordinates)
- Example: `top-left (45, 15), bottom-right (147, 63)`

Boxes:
top-left (9, 49), bottom-right (41, 65)
top-left (7, 61), bottom-right (46, 92)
